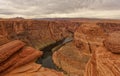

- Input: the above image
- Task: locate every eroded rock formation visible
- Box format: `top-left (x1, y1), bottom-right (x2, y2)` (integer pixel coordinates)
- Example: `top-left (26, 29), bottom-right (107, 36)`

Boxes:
top-left (53, 23), bottom-right (120, 76)
top-left (85, 31), bottom-right (120, 76)
top-left (53, 23), bottom-right (105, 76)
top-left (0, 40), bottom-right (64, 76)
top-left (53, 42), bottom-right (88, 76)
top-left (74, 23), bottom-right (105, 54)
top-left (97, 23), bottom-right (120, 33)
top-left (0, 20), bottom-right (79, 49)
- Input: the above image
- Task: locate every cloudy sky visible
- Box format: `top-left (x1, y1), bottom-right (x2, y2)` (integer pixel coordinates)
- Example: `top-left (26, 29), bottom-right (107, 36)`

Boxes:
top-left (0, 0), bottom-right (120, 19)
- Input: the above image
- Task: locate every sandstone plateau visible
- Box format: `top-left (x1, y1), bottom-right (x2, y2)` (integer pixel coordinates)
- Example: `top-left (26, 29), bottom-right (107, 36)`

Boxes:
top-left (0, 18), bottom-right (120, 76)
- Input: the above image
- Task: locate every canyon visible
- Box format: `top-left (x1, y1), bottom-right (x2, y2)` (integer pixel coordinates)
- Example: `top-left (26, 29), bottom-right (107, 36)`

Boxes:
top-left (0, 18), bottom-right (120, 76)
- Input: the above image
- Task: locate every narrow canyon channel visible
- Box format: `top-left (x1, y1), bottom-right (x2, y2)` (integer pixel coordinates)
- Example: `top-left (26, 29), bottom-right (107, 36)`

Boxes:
top-left (36, 37), bottom-right (73, 70)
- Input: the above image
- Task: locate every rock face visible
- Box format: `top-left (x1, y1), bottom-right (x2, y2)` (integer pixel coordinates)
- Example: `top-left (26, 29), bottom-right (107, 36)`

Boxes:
top-left (104, 31), bottom-right (120, 53)
top-left (85, 43), bottom-right (120, 76)
top-left (82, 27), bottom-right (120, 75)
top-left (53, 23), bottom-right (104, 76)
top-left (0, 40), bottom-right (64, 76)
top-left (74, 23), bottom-right (105, 54)
top-left (0, 40), bottom-right (25, 63)
top-left (53, 42), bottom-right (90, 76)
top-left (0, 20), bottom-right (79, 49)
top-left (53, 23), bottom-right (120, 76)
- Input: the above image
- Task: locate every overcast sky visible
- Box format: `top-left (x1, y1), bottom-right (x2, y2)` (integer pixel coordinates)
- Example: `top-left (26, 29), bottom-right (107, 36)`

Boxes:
top-left (0, 0), bottom-right (120, 19)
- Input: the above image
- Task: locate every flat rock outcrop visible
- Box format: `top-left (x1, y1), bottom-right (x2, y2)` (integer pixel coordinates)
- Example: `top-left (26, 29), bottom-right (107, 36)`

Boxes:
top-left (0, 40), bottom-right (64, 76)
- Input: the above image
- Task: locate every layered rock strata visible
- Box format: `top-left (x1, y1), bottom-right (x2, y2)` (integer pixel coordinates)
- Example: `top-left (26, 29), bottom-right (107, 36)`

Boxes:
top-left (74, 23), bottom-right (105, 54)
top-left (0, 40), bottom-right (64, 76)
top-left (84, 27), bottom-right (120, 75)
top-left (53, 42), bottom-right (90, 76)
top-left (0, 19), bottom-right (120, 76)
top-left (53, 23), bottom-right (104, 76)
top-left (53, 23), bottom-right (120, 76)
top-left (0, 20), bottom-right (79, 49)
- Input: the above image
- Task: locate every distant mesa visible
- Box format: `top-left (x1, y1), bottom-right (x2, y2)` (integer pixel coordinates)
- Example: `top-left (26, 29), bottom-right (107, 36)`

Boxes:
top-left (11, 17), bottom-right (24, 19)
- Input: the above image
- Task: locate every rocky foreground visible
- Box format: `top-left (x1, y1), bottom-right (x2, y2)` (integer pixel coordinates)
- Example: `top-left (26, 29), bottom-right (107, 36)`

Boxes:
top-left (0, 40), bottom-right (64, 76)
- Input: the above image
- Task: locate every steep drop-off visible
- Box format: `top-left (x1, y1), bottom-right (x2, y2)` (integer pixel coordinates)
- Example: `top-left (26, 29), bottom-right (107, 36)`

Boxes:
top-left (0, 19), bottom-right (79, 49)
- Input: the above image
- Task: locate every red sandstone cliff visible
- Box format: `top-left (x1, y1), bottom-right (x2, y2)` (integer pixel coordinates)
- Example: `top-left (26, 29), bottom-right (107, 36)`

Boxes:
top-left (0, 20), bottom-right (79, 49)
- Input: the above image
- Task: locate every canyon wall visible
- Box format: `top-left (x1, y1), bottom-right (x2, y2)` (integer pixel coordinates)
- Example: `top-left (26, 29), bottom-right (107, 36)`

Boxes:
top-left (97, 22), bottom-right (120, 33)
top-left (0, 19), bottom-right (120, 49)
top-left (53, 22), bottom-right (120, 76)
top-left (0, 19), bottom-right (79, 49)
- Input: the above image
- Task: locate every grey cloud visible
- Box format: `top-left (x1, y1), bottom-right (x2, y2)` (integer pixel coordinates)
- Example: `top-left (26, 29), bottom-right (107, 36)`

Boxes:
top-left (0, 9), bottom-right (16, 15)
top-left (0, 0), bottom-right (120, 18)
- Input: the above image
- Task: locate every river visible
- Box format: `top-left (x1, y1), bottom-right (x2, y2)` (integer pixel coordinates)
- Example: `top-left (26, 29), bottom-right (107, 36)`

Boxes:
top-left (36, 37), bottom-right (73, 70)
